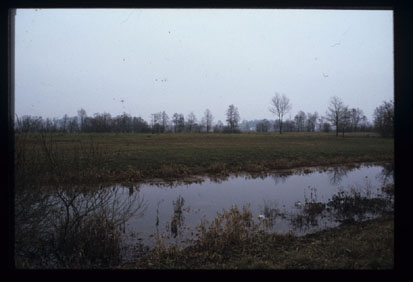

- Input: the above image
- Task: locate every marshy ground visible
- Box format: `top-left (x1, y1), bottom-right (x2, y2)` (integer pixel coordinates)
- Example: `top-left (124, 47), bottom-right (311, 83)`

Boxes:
top-left (14, 132), bottom-right (394, 269)
top-left (131, 211), bottom-right (394, 269)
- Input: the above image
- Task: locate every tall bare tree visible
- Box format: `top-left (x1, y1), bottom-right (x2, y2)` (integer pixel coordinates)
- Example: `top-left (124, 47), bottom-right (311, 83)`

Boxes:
top-left (202, 109), bottom-right (214, 133)
top-left (151, 112), bottom-right (162, 133)
top-left (61, 114), bottom-right (68, 132)
top-left (186, 112), bottom-right (197, 133)
top-left (349, 108), bottom-right (365, 132)
top-left (172, 113), bottom-right (180, 133)
top-left (173, 113), bottom-right (185, 133)
top-left (269, 93), bottom-right (292, 134)
top-left (326, 96), bottom-right (346, 137)
top-left (226, 104), bottom-right (240, 133)
top-left (306, 112), bottom-right (319, 132)
top-left (77, 108), bottom-right (87, 132)
top-left (161, 111), bottom-right (169, 133)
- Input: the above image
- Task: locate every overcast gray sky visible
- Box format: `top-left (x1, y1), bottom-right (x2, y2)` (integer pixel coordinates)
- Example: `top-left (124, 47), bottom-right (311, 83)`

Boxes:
top-left (15, 9), bottom-right (393, 123)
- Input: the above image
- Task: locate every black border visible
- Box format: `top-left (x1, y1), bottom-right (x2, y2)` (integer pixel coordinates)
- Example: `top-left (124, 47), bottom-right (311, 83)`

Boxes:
top-left (2, 0), bottom-right (412, 279)
top-left (0, 0), bottom-right (398, 9)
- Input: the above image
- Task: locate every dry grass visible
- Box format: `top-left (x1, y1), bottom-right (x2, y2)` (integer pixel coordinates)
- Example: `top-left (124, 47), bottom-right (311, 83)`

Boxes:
top-left (132, 206), bottom-right (394, 270)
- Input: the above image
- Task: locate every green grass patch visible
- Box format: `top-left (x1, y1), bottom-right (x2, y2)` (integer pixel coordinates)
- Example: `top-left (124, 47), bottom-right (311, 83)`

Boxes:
top-left (16, 132), bottom-right (394, 184)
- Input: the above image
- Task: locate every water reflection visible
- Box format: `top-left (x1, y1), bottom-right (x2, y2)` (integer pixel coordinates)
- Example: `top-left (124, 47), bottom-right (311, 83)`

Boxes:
top-left (170, 195), bottom-right (185, 238)
top-left (327, 166), bottom-right (349, 185)
top-left (271, 173), bottom-right (289, 185)
top-left (259, 200), bottom-right (281, 220)
top-left (16, 163), bottom-right (394, 267)
top-left (258, 200), bottom-right (281, 229)
top-left (286, 183), bottom-right (393, 233)
top-left (376, 162), bottom-right (394, 186)
top-left (126, 163), bottom-right (393, 245)
top-left (155, 199), bottom-right (163, 234)
top-left (15, 185), bottom-right (147, 268)
top-left (208, 176), bottom-right (230, 184)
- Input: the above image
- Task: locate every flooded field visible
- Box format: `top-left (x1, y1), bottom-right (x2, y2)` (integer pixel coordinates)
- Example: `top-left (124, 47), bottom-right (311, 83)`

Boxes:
top-left (118, 163), bottom-right (393, 249)
top-left (15, 162), bottom-right (394, 267)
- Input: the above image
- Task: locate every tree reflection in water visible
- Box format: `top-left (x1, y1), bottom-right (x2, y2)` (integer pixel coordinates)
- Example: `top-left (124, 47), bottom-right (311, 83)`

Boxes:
top-left (376, 162), bottom-right (394, 186)
top-left (327, 166), bottom-right (349, 185)
top-left (271, 173), bottom-right (289, 185)
top-left (15, 185), bottom-right (147, 269)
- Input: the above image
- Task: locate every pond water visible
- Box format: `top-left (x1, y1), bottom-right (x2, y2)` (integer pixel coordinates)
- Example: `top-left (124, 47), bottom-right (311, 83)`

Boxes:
top-left (15, 162), bottom-right (394, 267)
top-left (113, 163), bottom-right (393, 252)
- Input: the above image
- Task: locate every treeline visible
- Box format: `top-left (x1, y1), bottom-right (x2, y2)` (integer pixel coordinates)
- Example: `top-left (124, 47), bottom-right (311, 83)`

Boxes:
top-left (14, 105), bottom-right (240, 134)
top-left (241, 110), bottom-right (372, 133)
top-left (14, 97), bottom-right (393, 137)
top-left (263, 94), bottom-right (392, 137)
top-left (15, 112), bottom-right (152, 134)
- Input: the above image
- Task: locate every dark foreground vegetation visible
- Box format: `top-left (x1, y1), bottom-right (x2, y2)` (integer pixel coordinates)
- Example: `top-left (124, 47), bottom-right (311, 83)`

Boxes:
top-left (14, 131), bottom-right (394, 269)
top-left (130, 212), bottom-right (394, 269)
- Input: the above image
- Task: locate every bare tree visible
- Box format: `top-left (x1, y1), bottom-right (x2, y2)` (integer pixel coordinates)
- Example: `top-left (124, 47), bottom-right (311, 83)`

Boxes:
top-left (326, 96), bottom-right (346, 137)
top-left (349, 108), bottom-right (365, 132)
top-left (186, 112), bottom-right (197, 133)
top-left (294, 111), bottom-right (306, 132)
top-left (323, 122), bottom-right (331, 133)
top-left (77, 108), bottom-right (87, 132)
top-left (373, 100), bottom-right (394, 137)
top-left (172, 113), bottom-right (185, 133)
top-left (283, 119), bottom-right (296, 132)
top-left (44, 118), bottom-right (53, 132)
top-left (172, 113), bottom-right (180, 133)
top-left (68, 117), bottom-right (79, 133)
top-left (226, 104), bottom-right (240, 133)
top-left (61, 114), bottom-right (68, 132)
top-left (202, 109), bottom-right (214, 133)
top-left (151, 112), bottom-right (162, 134)
top-left (161, 111), bottom-right (169, 133)
top-left (256, 119), bottom-right (271, 132)
top-left (213, 120), bottom-right (224, 133)
top-left (132, 116), bottom-right (150, 133)
top-left (15, 115), bottom-right (44, 132)
top-left (358, 116), bottom-right (371, 132)
top-left (317, 116), bottom-right (325, 132)
top-left (340, 107), bottom-right (351, 137)
top-left (306, 112), bottom-right (319, 132)
top-left (269, 93), bottom-right (292, 134)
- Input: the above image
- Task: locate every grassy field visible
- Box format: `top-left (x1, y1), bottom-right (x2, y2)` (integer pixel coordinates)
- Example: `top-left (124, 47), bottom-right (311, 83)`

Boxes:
top-left (17, 132), bottom-right (394, 184)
